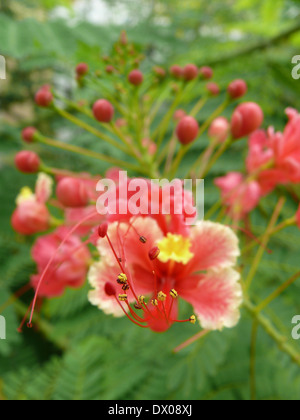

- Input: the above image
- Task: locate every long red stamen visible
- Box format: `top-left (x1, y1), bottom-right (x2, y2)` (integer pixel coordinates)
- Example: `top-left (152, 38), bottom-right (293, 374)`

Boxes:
top-left (28, 211), bottom-right (99, 327)
top-left (124, 301), bottom-right (148, 323)
top-left (114, 297), bottom-right (148, 328)
top-left (18, 300), bottom-right (33, 333)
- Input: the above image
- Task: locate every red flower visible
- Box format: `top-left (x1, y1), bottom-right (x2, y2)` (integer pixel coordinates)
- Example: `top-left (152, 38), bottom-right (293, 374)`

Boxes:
top-left (215, 172), bottom-right (261, 221)
top-left (88, 217), bottom-right (242, 332)
top-left (31, 227), bottom-right (90, 297)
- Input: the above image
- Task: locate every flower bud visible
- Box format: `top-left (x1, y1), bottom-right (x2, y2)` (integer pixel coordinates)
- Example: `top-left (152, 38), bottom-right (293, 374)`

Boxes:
top-left (76, 62), bottom-right (89, 77)
top-left (208, 117), bottom-right (229, 143)
top-left (228, 79), bottom-right (248, 99)
top-left (170, 65), bottom-right (183, 79)
top-left (56, 177), bottom-right (89, 208)
top-left (206, 82), bottom-right (220, 96)
top-left (22, 127), bottom-right (37, 143)
top-left (183, 64), bottom-right (198, 81)
top-left (35, 86), bottom-right (53, 107)
top-left (231, 102), bottom-right (264, 139)
top-left (93, 99), bottom-right (114, 123)
top-left (98, 222), bottom-right (108, 238)
top-left (15, 151), bottom-right (40, 173)
top-left (104, 282), bottom-right (117, 297)
top-left (199, 66), bottom-right (213, 80)
top-left (12, 201), bottom-right (50, 235)
top-left (142, 138), bottom-right (157, 156)
top-left (106, 65), bottom-right (115, 74)
top-left (176, 116), bottom-right (199, 145)
top-left (128, 69), bottom-right (144, 86)
top-left (173, 109), bottom-right (186, 122)
top-left (153, 66), bottom-right (166, 78)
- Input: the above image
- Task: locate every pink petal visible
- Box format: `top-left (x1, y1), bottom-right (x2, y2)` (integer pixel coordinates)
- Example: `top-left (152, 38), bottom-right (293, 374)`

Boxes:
top-left (88, 260), bottom-right (128, 317)
top-left (177, 268), bottom-right (242, 330)
top-left (97, 217), bottom-right (164, 272)
top-left (183, 221), bottom-right (240, 273)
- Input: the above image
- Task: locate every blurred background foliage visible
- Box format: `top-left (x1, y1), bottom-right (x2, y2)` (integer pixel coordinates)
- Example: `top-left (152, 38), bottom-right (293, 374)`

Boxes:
top-left (1, 0), bottom-right (300, 401)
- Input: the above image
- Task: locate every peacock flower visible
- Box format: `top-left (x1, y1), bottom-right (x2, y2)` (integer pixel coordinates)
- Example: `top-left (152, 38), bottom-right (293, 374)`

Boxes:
top-left (31, 227), bottom-right (91, 297)
top-left (88, 217), bottom-right (242, 332)
top-left (11, 173), bottom-right (53, 235)
top-left (215, 172), bottom-right (261, 221)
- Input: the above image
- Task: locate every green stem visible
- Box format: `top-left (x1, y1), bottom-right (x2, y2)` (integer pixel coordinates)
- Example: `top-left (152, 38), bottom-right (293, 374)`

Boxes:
top-left (244, 299), bottom-right (300, 367)
top-left (199, 135), bottom-right (233, 178)
top-left (250, 320), bottom-right (258, 401)
top-left (53, 104), bottom-right (134, 158)
top-left (241, 216), bottom-right (296, 255)
top-left (190, 96), bottom-right (208, 117)
top-left (36, 133), bottom-right (146, 175)
top-left (244, 197), bottom-right (286, 291)
top-left (255, 271), bottom-right (300, 313)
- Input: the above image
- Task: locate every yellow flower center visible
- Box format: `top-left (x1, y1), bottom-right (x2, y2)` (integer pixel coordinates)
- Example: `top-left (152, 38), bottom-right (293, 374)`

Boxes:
top-left (16, 187), bottom-right (35, 205)
top-left (157, 233), bottom-right (194, 265)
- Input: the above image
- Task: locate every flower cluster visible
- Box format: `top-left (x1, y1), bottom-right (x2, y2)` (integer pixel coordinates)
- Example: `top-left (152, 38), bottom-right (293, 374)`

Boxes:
top-left (11, 32), bottom-right (300, 338)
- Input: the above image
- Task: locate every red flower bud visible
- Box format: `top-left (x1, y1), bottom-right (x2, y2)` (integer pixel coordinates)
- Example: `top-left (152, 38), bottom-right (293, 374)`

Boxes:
top-left (22, 127), bottom-right (37, 143)
top-left (170, 65), bottom-right (183, 79)
top-left (116, 118), bottom-right (127, 128)
top-left (199, 66), bottom-right (214, 80)
top-left (149, 247), bottom-right (160, 261)
top-left (120, 30), bottom-right (128, 46)
top-left (206, 82), bottom-right (220, 96)
top-left (93, 99), bottom-right (114, 123)
top-left (104, 282), bottom-right (117, 296)
top-left (15, 151), bottom-right (40, 173)
top-left (128, 69), bottom-right (144, 86)
top-left (231, 102), bottom-right (264, 139)
top-left (174, 109), bottom-right (187, 122)
top-left (56, 178), bottom-right (89, 208)
top-left (35, 86), bottom-right (53, 107)
top-left (228, 79), bottom-right (248, 99)
top-left (208, 117), bottom-right (229, 143)
top-left (153, 66), bottom-right (166, 78)
top-left (98, 222), bottom-right (108, 238)
top-left (176, 116), bottom-right (199, 145)
top-left (12, 202), bottom-right (50, 235)
top-left (183, 64), bottom-right (198, 81)
top-left (76, 62), bottom-right (89, 76)
top-left (106, 65), bottom-right (115, 74)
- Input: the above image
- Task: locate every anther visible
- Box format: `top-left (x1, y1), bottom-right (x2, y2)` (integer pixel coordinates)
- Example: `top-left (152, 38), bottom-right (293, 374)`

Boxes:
top-left (134, 303), bottom-right (143, 310)
top-left (98, 222), bottom-right (108, 238)
top-left (104, 282), bottom-right (116, 296)
top-left (151, 299), bottom-right (158, 306)
top-left (117, 273), bottom-right (128, 284)
top-left (189, 315), bottom-right (196, 324)
top-left (170, 289), bottom-right (178, 299)
top-left (138, 295), bottom-right (145, 304)
top-left (149, 247), bottom-right (160, 261)
top-left (157, 291), bottom-right (167, 302)
top-left (122, 284), bottom-right (130, 291)
top-left (139, 236), bottom-right (147, 244)
top-left (118, 294), bottom-right (128, 302)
